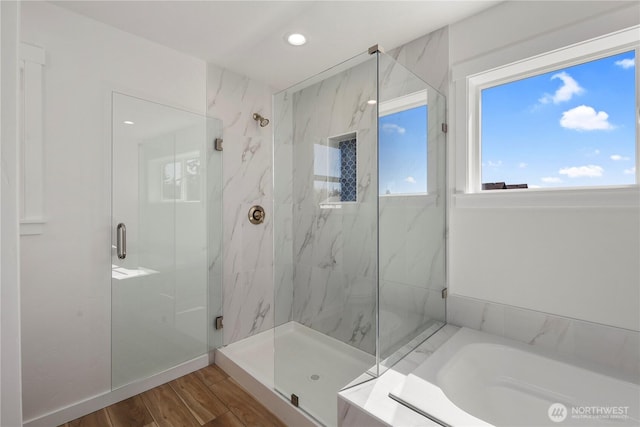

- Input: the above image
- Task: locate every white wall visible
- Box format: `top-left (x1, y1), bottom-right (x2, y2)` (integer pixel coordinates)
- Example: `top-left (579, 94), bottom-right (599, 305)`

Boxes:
top-left (19, 2), bottom-right (207, 422)
top-left (449, 1), bottom-right (640, 331)
top-left (1, 1), bottom-right (24, 426)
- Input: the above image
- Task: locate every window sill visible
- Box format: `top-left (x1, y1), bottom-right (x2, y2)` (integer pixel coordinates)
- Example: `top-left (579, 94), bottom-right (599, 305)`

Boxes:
top-left (20, 218), bottom-right (46, 235)
top-left (380, 193), bottom-right (439, 207)
top-left (453, 186), bottom-right (639, 209)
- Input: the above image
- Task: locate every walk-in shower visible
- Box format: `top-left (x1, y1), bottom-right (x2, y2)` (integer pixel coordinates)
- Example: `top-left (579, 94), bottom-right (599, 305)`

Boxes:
top-left (270, 46), bottom-right (447, 425)
top-left (111, 93), bottom-right (223, 389)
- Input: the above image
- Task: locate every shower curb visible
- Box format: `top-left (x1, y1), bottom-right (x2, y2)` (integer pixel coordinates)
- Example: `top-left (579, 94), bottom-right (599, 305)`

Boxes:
top-left (215, 347), bottom-right (320, 427)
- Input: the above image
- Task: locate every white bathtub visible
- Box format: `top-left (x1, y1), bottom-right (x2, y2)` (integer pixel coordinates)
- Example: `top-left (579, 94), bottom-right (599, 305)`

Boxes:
top-left (390, 327), bottom-right (640, 426)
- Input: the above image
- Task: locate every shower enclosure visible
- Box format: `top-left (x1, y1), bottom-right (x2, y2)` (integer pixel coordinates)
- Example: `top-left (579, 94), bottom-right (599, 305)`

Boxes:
top-left (111, 93), bottom-right (223, 388)
top-left (273, 48), bottom-right (446, 425)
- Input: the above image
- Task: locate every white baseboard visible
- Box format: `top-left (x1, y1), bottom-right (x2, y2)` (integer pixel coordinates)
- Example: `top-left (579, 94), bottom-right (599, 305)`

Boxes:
top-left (23, 354), bottom-right (211, 427)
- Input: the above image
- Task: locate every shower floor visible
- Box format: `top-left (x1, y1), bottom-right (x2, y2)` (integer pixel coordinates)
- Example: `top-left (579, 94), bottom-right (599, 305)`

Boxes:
top-left (218, 322), bottom-right (375, 427)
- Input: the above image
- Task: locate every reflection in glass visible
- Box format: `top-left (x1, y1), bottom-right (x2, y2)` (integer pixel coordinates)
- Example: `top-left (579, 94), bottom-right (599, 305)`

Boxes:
top-left (185, 158), bottom-right (201, 202)
top-left (111, 93), bottom-right (222, 389)
top-left (162, 161), bottom-right (182, 200)
top-left (379, 105), bottom-right (427, 195)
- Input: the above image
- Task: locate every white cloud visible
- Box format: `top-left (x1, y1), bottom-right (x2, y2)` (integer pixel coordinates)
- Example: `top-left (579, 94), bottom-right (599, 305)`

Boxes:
top-left (404, 176), bottom-right (416, 184)
top-left (624, 166), bottom-right (636, 175)
top-left (559, 165), bottom-right (604, 178)
top-left (528, 185), bottom-right (542, 189)
top-left (518, 162), bottom-right (527, 168)
top-left (382, 123), bottom-right (406, 134)
top-left (539, 72), bottom-right (584, 104)
top-left (615, 58), bottom-right (635, 69)
top-left (541, 177), bottom-right (562, 183)
top-left (486, 160), bottom-right (502, 167)
top-left (610, 154), bottom-right (630, 161)
top-left (560, 105), bottom-right (613, 131)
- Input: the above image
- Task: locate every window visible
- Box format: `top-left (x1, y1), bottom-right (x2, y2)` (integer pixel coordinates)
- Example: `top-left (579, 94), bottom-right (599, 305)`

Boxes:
top-left (379, 93), bottom-right (428, 196)
top-left (469, 28), bottom-right (639, 192)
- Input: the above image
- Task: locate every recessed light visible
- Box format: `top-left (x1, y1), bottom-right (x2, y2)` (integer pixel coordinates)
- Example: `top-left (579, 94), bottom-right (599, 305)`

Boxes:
top-left (367, 100), bottom-right (377, 105)
top-left (123, 120), bottom-right (135, 125)
top-left (287, 33), bottom-right (307, 46)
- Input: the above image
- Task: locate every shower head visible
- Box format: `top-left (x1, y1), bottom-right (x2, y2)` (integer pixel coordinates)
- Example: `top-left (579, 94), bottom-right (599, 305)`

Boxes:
top-left (253, 113), bottom-right (270, 127)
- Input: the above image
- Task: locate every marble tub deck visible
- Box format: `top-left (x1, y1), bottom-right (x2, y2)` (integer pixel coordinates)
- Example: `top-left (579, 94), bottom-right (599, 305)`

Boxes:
top-left (338, 325), bottom-right (459, 427)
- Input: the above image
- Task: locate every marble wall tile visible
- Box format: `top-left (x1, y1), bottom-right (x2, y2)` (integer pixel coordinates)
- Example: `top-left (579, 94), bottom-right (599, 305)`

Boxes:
top-left (206, 64), bottom-right (275, 345)
top-left (378, 204), bottom-right (408, 283)
top-left (274, 262), bottom-right (293, 327)
top-left (387, 26), bottom-right (449, 96)
top-left (448, 295), bottom-right (640, 380)
top-left (391, 324), bottom-right (459, 375)
top-left (276, 57), bottom-right (379, 353)
top-left (570, 321), bottom-right (640, 379)
top-left (447, 295), bottom-right (506, 336)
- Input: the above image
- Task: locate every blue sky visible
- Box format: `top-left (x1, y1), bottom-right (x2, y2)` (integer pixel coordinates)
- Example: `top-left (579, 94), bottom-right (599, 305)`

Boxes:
top-left (379, 105), bottom-right (427, 194)
top-left (481, 50), bottom-right (636, 188)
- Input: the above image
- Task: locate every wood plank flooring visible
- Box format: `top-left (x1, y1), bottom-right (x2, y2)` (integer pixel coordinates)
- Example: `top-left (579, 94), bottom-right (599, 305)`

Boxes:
top-left (63, 365), bottom-right (286, 427)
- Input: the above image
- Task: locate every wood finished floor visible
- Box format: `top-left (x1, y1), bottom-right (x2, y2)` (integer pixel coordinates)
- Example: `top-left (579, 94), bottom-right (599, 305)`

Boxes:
top-left (62, 365), bottom-right (286, 427)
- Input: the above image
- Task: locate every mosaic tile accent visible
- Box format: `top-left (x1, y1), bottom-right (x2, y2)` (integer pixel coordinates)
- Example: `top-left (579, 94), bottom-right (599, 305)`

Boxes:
top-left (339, 138), bottom-right (357, 202)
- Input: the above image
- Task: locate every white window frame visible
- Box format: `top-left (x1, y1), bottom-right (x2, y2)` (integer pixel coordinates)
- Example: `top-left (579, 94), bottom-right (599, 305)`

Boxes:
top-left (19, 43), bottom-right (46, 235)
top-left (466, 26), bottom-right (639, 197)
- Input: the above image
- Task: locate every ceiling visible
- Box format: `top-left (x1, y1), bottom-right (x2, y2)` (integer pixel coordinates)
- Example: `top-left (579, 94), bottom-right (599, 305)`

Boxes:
top-left (53, 1), bottom-right (501, 90)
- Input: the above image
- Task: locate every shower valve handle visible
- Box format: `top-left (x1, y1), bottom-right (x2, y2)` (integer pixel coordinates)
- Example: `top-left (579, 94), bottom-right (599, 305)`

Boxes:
top-left (248, 206), bottom-right (265, 224)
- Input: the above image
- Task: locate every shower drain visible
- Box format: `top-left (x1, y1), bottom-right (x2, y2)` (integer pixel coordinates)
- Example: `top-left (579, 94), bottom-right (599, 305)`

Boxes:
top-left (310, 374), bottom-right (320, 381)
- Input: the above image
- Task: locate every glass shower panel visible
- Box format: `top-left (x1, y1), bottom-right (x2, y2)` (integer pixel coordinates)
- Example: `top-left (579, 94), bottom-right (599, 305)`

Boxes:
top-left (377, 53), bottom-right (446, 371)
top-left (273, 52), bottom-right (378, 426)
top-left (111, 93), bottom-right (222, 389)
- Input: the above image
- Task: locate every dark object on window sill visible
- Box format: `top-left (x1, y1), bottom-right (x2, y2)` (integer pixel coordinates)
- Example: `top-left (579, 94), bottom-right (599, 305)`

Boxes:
top-left (482, 182), bottom-right (528, 190)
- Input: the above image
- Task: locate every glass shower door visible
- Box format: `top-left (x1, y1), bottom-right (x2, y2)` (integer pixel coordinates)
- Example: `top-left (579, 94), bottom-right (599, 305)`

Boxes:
top-left (273, 52), bottom-right (379, 426)
top-left (111, 93), bottom-right (222, 389)
top-left (377, 52), bottom-right (447, 372)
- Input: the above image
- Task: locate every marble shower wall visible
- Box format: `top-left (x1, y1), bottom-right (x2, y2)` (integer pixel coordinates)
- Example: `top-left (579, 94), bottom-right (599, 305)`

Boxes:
top-left (288, 56), bottom-right (379, 355)
top-left (206, 64), bottom-right (275, 345)
top-left (274, 30), bottom-right (451, 356)
top-left (214, 27), bottom-right (452, 351)
top-left (274, 56), bottom-right (380, 354)
top-left (274, 29), bottom-right (451, 357)
top-left (387, 26), bottom-right (449, 96)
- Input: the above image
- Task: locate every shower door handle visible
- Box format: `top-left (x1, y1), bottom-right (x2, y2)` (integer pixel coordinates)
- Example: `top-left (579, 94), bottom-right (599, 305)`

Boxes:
top-left (116, 223), bottom-right (127, 260)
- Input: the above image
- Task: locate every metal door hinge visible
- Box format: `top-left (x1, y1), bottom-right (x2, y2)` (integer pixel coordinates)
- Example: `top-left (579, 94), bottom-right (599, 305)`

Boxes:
top-left (441, 123), bottom-right (448, 133)
top-left (441, 288), bottom-right (448, 299)
top-left (215, 316), bottom-right (224, 330)
top-left (214, 138), bottom-right (223, 151)
top-left (291, 394), bottom-right (299, 407)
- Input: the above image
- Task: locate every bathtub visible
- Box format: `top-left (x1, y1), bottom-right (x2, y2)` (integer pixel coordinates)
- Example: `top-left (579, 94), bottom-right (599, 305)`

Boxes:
top-left (390, 327), bottom-right (640, 426)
